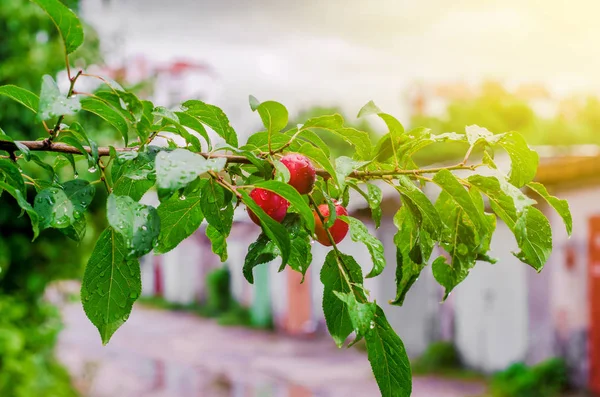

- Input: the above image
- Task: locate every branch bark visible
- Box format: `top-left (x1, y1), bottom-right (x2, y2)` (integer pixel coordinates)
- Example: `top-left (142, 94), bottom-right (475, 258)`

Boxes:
top-left (0, 140), bottom-right (474, 179)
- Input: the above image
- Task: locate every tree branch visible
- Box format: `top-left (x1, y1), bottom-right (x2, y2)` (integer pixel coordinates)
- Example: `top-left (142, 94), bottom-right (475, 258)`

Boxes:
top-left (0, 140), bottom-right (475, 180)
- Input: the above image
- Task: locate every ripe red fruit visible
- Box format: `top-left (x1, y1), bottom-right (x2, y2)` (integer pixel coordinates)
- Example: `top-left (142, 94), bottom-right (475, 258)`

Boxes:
top-left (313, 203), bottom-right (349, 246)
top-left (247, 188), bottom-right (290, 225)
top-left (280, 153), bottom-right (316, 194)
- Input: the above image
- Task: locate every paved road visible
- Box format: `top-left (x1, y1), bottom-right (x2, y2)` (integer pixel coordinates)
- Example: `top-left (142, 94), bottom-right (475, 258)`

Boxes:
top-left (57, 303), bottom-right (487, 397)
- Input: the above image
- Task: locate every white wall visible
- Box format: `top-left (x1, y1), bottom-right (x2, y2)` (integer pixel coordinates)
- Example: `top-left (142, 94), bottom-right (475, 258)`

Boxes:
top-left (454, 221), bottom-right (529, 372)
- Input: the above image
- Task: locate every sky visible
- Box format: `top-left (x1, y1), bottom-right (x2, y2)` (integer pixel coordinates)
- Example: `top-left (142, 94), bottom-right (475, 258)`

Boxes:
top-left (80, 0), bottom-right (600, 135)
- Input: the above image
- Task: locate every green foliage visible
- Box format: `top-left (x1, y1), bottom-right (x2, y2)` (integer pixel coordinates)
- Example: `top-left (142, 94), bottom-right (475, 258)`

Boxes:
top-left (0, 4), bottom-right (574, 397)
top-left (0, 296), bottom-right (78, 397)
top-left (491, 359), bottom-right (569, 397)
top-left (205, 266), bottom-right (232, 316)
top-left (412, 342), bottom-right (462, 375)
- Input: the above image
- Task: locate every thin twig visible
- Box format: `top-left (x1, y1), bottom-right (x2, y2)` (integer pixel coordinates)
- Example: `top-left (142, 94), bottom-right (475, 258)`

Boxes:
top-left (0, 140), bottom-right (477, 181)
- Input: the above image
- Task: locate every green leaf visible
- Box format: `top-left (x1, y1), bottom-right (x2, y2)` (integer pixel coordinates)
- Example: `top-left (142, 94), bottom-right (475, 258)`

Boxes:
top-left (60, 216), bottom-right (87, 242)
top-left (182, 100), bottom-right (238, 147)
top-left (283, 127), bottom-right (331, 157)
top-left (513, 207), bottom-right (552, 272)
top-left (349, 182), bottom-right (383, 228)
top-left (155, 149), bottom-right (226, 199)
top-left (432, 191), bottom-right (479, 298)
top-left (273, 160), bottom-right (291, 183)
top-left (395, 176), bottom-right (441, 239)
top-left (357, 100), bottom-right (382, 117)
top-left (465, 125), bottom-right (500, 146)
top-left (155, 185), bottom-right (205, 254)
top-left (243, 214), bottom-right (311, 283)
top-left (81, 228), bottom-right (141, 345)
top-left (0, 181), bottom-right (39, 240)
top-left (0, 159), bottom-right (25, 194)
top-left (38, 75), bottom-right (81, 120)
top-left (111, 150), bottom-right (156, 201)
top-left (240, 189), bottom-right (291, 266)
top-left (70, 122), bottom-right (99, 165)
top-left (391, 206), bottom-right (432, 306)
top-left (302, 114), bottom-right (372, 159)
top-left (365, 306), bottom-right (412, 397)
top-left (335, 156), bottom-right (369, 191)
top-left (206, 225), bottom-right (228, 261)
top-left (432, 169), bottom-right (489, 234)
top-left (320, 250), bottom-right (364, 347)
top-left (252, 98), bottom-right (288, 137)
top-left (0, 85), bottom-right (39, 113)
top-left (283, 214), bottom-right (313, 279)
top-left (254, 180), bottom-right (315, 232)
top-left (31, 0), bottom-right (84, 54)
top-left (527, 182), bottom-right (572, 236)
top-left (347, 216), bottom-right (385, 278)
top-left (243, 234), bottom-right (277, 283)
top-left (175, 111), bottom-right (212, 150)
top-left (107, 194), bottom-right (160, 257)
top-left (34, 179), bottom-right (95, 230)
top-left (333, 291), bottom-right (376, 336)
top-left (496, 131), bottom-right (539, 187)
top-left (81, 96), bottom-right (130, 145)
top-left (468, 175), bottom-right (550, 271)
top-left (200, 180), bottom-right (234, 236)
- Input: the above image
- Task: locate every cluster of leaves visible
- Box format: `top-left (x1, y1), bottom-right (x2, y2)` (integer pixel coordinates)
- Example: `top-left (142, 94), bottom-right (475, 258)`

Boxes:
top-left (0, 1), bottom-right (572, 396)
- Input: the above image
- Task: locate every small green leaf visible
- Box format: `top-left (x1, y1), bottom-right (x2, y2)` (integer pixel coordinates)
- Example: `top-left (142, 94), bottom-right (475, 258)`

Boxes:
top-left (206, 224), bottom-right (228, 261)
top-left (111, 150), bottom-right (156, 201)
top-left (365, 306), bottom-right (412, 397)
top-left (527, 182), bottom-right (572, 236)
top-left (60, 216), bottom-right (87, 242)
top-left (391, 206), bottom-right (432, 306)
top-left (395, 176), bottom-right (441, 239)
top-left (273, 160), bottom-right (291, 183)
top-left (347, 216), bottom-right (385, 278)
top-left (81, 96), bottom-right (130, 145)
top-left (38, 75), bottom-right (81, 120)
top-left (302, 114), bottom-right (372, 159)
top-left (182, 100), bottom-right (238, 147)
top-left (0, 159), bottom-right (25, 193)
top-left (252, 99), bottom-right (288, 136)
top-left (31, 0), bottom-right (84, 54)
top-left (240, 189), bottom-right (291, 266)
top-left (349, 182), bottom-right (383, 228)
top-left (432, 169), bottom-right (489, 234)
top-left (81, 228), bottom-right (141, 344)
top-left (320, 250), bottom-right (364, 347)
top-left (107, 194), bottom-right (160, 257)
top-left (357, 100), bottom-right (382, 117)
top-left (496, 131), bottom-right (539, 187)
top-left (254, 180), bottom-right (315, 232)
top-left (175, 111), bottom-right (212, 150)
top-left (513, 207), bottom-right (552, 272)
top-left (201, 179), bottom-right (234, 235)
top-left (243, 233), bottom-right (277, 284)
top-left (155, 185), bottom-right (205, 254)
top-left (469, 175), bottom-right (550, 271)
top-left (335, 156), bottom-right (369, 191)
top-left (333, 291), bottom-right (376, 336)
top-left (0, 85), bottom-right (39, 113)
top-left (155, 149), bottom-right (226, 199)
top-left (465, 125), bottom-right (500, 146)
top-left (0, 181), bottom-right (39, 240)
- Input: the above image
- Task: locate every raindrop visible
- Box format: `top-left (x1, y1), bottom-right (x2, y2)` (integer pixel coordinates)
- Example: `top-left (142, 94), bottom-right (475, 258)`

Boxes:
top-left (141, 225), bottom-right (147, 231)
top-left (74, 172), bottom-right (79, 179)
top-left (129, 291), bottom-right (138, 299)
top-left (179, 195), bottom-right (186, 201)
top-left (88, 166), bottom-right (97, 173)
top-left (370, 321), bottom-right (376, 329)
